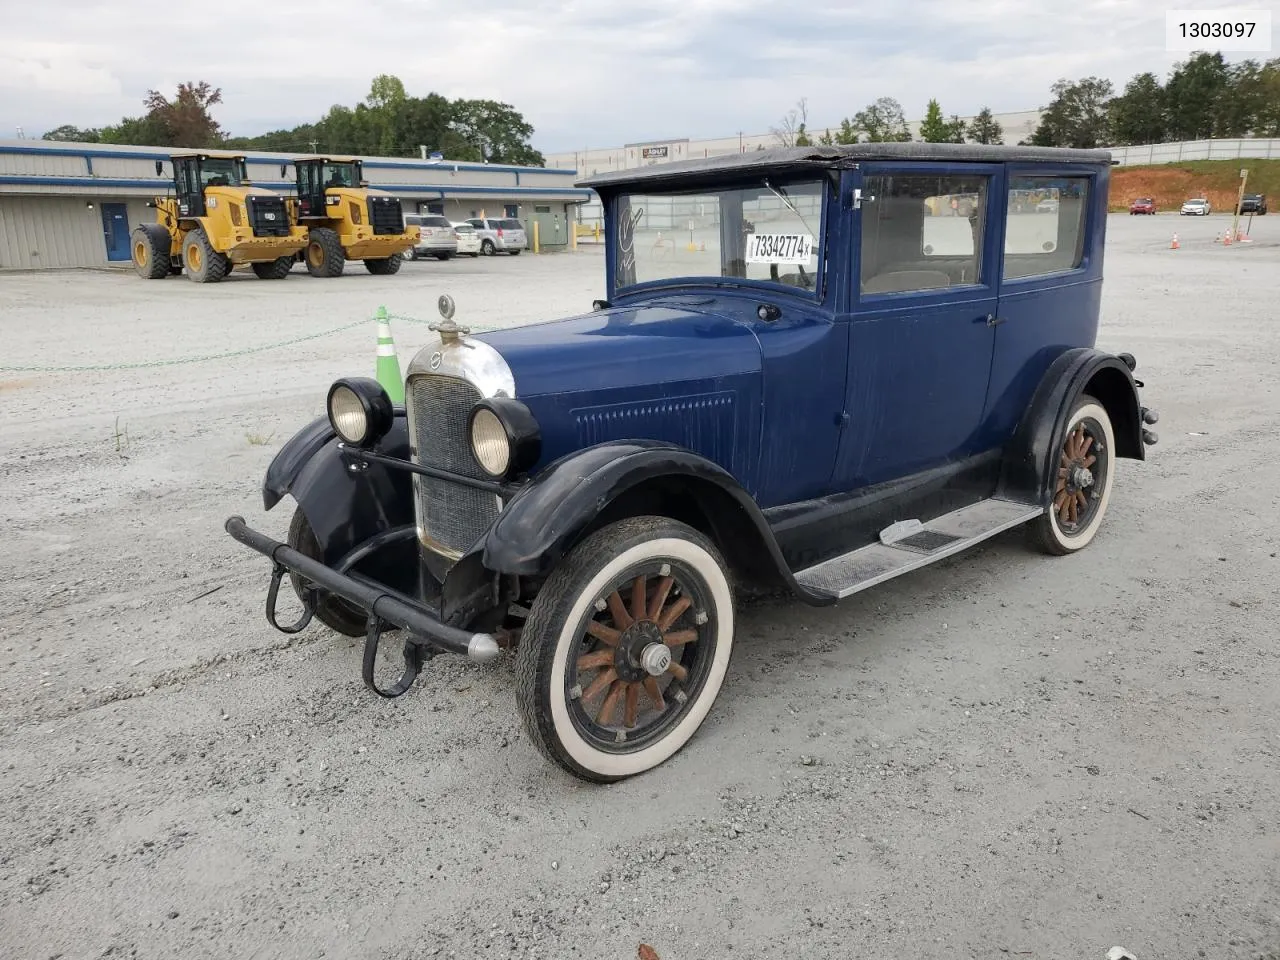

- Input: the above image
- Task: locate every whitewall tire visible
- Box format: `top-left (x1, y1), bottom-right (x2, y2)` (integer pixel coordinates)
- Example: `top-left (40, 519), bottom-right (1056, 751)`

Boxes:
top-left (515, 517), bottom-right (735, 782)
top-left (1030, 395), bottom-right (1116, 555)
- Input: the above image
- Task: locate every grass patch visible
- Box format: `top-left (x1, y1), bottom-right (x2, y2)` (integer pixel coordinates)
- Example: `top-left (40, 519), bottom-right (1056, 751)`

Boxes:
top-left (1110, 159), bottom-right (1280, 212)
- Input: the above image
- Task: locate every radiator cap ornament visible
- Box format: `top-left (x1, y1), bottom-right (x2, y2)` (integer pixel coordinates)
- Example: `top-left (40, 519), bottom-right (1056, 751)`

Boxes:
top-left (429, 294), bottom-right (470, 343)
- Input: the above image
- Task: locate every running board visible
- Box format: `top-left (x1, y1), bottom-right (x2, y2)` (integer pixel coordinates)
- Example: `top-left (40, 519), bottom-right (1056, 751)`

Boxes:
top-left (793, 498), bottom-right (1043, 601)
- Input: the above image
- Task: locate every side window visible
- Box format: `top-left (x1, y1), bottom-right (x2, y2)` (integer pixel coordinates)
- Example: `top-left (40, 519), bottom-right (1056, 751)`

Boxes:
top-left (504, 204), bottom-right (519, 218)
top-left (1004, 176), bottom-right (1090, 280)
top-left (860, 174), bottom-right (988, 295)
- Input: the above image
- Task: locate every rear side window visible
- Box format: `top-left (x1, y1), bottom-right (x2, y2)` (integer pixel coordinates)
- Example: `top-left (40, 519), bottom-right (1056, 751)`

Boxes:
top-left (453, 223), bottom-right (474, 234)
top-left (499, 219), bottom-right (523, 230)
top-left (1003, 176), bottom-right (1090, 280)
top-left (860, 173), bottom-right (989, 295)
top-left (423, 216), bottom-right (452, 228)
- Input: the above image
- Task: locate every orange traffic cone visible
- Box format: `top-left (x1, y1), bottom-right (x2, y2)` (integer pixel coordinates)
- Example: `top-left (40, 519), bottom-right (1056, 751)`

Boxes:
top-left (1170, 233), bottom-right (1180, 249)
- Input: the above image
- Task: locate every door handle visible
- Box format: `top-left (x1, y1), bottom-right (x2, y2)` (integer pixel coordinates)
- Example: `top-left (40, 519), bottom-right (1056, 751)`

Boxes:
top-left (984, 314), bottom-right (1006, 327)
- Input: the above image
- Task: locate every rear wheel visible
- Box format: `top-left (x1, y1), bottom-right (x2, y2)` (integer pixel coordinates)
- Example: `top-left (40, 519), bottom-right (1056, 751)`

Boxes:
top-left (183, 227), bottom-right (229, 283)
top-left (305, 228), bottom-right (345, 278)
top-left (364, 254), bottom-right (403, 275)
top-left (251, 256), bottom-right (293, 280)
top-left (508, 249), bottom-right (521, 256)
top-left (287, 508), bottom-right (367, 637)
top-left (404, 247), bottom-right (418, 261)
top-left (434, 251), bottom-right (453, 261)
top-left (1029, 395), bottom-right (1116, 556)
top-left (516, 517), bottom-right (735, 782)
top-left (131, 224), bottom-right (171, 279)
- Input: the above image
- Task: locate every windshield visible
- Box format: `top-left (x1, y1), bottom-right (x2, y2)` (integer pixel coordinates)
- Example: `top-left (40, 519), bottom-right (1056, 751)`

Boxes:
top-left (322, 162), bottom-right (359, 187)
top-left (200, 157), bottom-right (244, 187)
top-left (615, 179), bottom-right (825, 295)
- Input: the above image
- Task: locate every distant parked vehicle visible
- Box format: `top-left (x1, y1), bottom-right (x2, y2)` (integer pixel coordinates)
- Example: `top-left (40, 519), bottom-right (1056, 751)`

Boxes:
top-left (1035, 197), bottom-right (1059, 214)
top-left (451, 221), bottom-right (482, 256)
top-left (1129, 197), bottom-right (1156, 215)
top-left (404, 214), bottom-right (458, 260)
top-left (1180, 198), bottom-right (1211, 216)
top-left (1238, 193), bottom-right (1267, 215)
top-left (467, 217), bottom-right (527, 255)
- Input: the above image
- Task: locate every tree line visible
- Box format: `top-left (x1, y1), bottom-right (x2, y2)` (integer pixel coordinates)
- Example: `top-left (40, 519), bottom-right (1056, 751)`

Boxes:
top-left (773, 52), bottom-right (1280, 150)
top-left (40, 74), bottom-right (545, 166)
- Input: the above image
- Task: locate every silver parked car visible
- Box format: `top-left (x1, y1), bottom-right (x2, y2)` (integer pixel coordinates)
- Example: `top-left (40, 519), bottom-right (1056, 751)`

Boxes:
top-left (405, 214), bottom-right (458, 260)
top-left (466, 217), bottom-right (527, 255)
top-left (1180, 198), bottom-right (1211, 216)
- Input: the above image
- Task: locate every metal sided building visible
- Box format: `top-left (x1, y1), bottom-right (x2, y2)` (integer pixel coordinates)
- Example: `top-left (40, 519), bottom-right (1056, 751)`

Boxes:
top-left (0, 139), bottom-right (593, 270)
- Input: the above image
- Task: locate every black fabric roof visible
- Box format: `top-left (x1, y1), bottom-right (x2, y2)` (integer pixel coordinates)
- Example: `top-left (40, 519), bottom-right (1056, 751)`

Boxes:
top-left (577, 143), bottom-right (1113, 191)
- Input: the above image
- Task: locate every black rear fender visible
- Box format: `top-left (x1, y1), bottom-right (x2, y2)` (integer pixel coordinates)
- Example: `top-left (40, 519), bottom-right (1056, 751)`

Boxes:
top-left (1000, 347), bottom-right (1147, 505)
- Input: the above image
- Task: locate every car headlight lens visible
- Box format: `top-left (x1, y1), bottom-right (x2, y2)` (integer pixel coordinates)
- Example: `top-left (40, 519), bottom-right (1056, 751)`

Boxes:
top-left (326, 377), bottom-right (394, 448)
top-left (470, 407), bottom-right (511, 477)
top-left (329, 386), bottom-right (368, 444)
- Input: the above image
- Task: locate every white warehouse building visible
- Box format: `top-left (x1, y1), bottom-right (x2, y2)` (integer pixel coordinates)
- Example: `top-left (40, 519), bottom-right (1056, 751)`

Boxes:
top-left (0, 139), bottom-right (592, 270)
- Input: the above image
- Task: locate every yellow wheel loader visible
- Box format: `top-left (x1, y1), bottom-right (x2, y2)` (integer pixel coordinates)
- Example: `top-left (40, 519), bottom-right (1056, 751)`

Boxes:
top-left (131, 153), bottom-right (309, 283)
top-left (284, 157), bottom-right (420, 278)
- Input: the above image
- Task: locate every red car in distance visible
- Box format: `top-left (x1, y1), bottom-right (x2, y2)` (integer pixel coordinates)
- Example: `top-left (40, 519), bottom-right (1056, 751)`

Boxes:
top-left (1129, 197), bottom-right (1157, 215)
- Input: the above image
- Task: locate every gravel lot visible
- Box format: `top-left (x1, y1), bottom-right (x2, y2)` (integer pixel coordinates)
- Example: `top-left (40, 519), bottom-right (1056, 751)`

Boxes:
top-left (2, 215), bottom-right (1278, 960)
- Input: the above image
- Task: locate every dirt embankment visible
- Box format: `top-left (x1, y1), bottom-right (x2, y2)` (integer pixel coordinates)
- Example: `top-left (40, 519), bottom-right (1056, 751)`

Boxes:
top-left (1109, 159), bottom-right (1280, 212)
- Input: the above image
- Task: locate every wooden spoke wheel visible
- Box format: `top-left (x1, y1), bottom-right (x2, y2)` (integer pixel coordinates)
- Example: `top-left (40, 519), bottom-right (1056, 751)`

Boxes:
top-left (1031, 395), bottom-right (1116, 555)
top-left (516, 517), bottom-right (734, 782)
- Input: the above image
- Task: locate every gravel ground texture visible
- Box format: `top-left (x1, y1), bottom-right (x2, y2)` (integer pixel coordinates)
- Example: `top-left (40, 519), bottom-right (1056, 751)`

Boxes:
top-left (1, 214), bottom-right (1278, 960)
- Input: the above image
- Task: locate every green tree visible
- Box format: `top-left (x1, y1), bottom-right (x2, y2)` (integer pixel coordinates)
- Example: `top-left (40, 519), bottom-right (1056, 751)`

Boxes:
top-left (818, 128), bottom-right (834, 146)
top-left (1254, 58), bottom-right (1280, 135)
top-left (1107, 72), bottom-right (1166, 145)
top-left (918, 99), bottom-right (951, 142)
top-left (40, 124), bottom-right (101, 142)
top-left (99, 114), bottom-right (172, 147)
top-left (946, 113), bottom-right (967, 143)
top-left (853, 97), bottom-right (911, 142)
top-left (450, 99), bottom-right (544, 165)
top-left (834, 118), bottom-right (860, 144)
top-left (966, 106), bottom-right (1003, 144)
top-left (1164, 52), bottom-right (1229, 140)
top-left (1029, 77), bottom-right (1113, 148)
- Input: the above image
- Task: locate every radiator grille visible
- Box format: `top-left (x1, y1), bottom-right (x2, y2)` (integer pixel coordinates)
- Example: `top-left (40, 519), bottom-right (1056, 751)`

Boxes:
top-left (408, 374), bottom-right (499, 557)
top-left (368, 197), bottom-right (405, 235)
top-left (247, 196), bottom-right (289, 237)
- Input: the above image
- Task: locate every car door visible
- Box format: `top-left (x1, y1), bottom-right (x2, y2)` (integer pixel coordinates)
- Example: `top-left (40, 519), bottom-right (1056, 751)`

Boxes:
top-left (980, 168), bottom-right (1102, 446)
top-left (830, 163), bottom-right (1003, 489)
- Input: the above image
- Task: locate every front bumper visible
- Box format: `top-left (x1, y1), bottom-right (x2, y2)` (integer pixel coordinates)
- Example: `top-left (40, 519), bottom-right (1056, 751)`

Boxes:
top-left (225, 515), bottom-right (500, 668)
top-left (225, 233), bottom-right (310, 264)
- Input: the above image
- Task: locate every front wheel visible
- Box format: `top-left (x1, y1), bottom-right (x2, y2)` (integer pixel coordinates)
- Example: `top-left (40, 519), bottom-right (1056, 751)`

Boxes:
top-left (1029, 395), bottom-right (1116, 556)
top-left (481, 239), bottom-right (496, 256)
top-left (251, 256), bottom-right (293, 280)
top-left (287, 509), bottom-right (367, 637)
top-left (364, 254), bottom-right (403, 275)
top-left (516, 517), bottom-right (735, 782)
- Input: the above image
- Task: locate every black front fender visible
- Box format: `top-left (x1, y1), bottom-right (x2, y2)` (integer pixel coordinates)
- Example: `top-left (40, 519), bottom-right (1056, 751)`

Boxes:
top-left (260, 411), bottom-right (414, 571)
top-left (477, 440), bottom-right (827, 603)
top-left (1000, 347), bottom-right (1147, 505)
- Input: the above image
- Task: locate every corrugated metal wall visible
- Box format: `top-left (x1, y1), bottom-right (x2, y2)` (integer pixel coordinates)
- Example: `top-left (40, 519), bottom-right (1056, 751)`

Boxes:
top-left (0, 196), bottom-right (150, 269)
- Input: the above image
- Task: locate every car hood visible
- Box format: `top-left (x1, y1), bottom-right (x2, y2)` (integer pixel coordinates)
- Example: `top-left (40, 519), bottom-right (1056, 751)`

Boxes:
top-left (475, 303), bottom-right (762, 398)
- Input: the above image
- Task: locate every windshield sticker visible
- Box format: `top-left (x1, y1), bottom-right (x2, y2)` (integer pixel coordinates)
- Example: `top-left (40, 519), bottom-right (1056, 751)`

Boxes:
top-left (745, 233), bottom-right (815, 264)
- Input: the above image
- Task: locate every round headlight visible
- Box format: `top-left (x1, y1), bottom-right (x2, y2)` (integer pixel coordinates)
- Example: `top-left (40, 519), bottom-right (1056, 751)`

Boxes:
top-left (470, 407), bottom-right (511, 477)
top-left (328, 385), bottom-right (369, 444)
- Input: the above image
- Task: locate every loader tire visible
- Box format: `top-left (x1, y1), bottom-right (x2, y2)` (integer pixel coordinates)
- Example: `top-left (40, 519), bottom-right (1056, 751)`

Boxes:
top-left (182, 227), bottom-right (229, 283)
top-left (305, 228), bottom-right (345, 278)
top-left (364, 254), bottom-right (403, 275)
top-left (132, 224), bottom-right (171, 280)
top-left (252, 256), bottom-right (294, 280)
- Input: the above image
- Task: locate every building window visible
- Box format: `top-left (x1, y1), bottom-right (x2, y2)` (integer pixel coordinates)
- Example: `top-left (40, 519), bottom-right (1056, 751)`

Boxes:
top-left (505, 204), bottom-right (519, 218)
top-left (427, 203), bottom-right (444, 215)
top-left (534, 205), bottom-right (551, 213)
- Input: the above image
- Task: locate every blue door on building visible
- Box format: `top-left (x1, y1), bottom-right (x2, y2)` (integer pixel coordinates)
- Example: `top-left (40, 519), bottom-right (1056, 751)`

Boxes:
top-left (100, 203), bottom-right (131, 261)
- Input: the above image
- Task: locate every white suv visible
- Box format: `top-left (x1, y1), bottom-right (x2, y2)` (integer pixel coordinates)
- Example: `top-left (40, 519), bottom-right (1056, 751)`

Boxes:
top-left (466, 217), bottom-right (527, 255)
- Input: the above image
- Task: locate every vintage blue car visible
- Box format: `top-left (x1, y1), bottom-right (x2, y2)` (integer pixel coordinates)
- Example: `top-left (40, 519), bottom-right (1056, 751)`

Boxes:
top-left (226, 143), bottom-right (1158, 782)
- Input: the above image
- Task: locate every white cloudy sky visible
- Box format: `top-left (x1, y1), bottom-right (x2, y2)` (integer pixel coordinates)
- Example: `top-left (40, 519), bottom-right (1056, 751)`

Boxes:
top-left (0, 0), bottom-right (1268, 152)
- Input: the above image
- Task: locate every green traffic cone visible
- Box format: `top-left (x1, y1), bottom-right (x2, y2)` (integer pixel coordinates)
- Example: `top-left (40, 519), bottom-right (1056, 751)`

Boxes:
top-left (374, 306), bottom-right (405, 404)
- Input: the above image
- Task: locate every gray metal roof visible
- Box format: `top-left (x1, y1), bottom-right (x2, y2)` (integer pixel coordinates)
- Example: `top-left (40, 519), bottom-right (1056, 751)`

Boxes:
top-left (577, 143), bottom-right (1113, 191)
